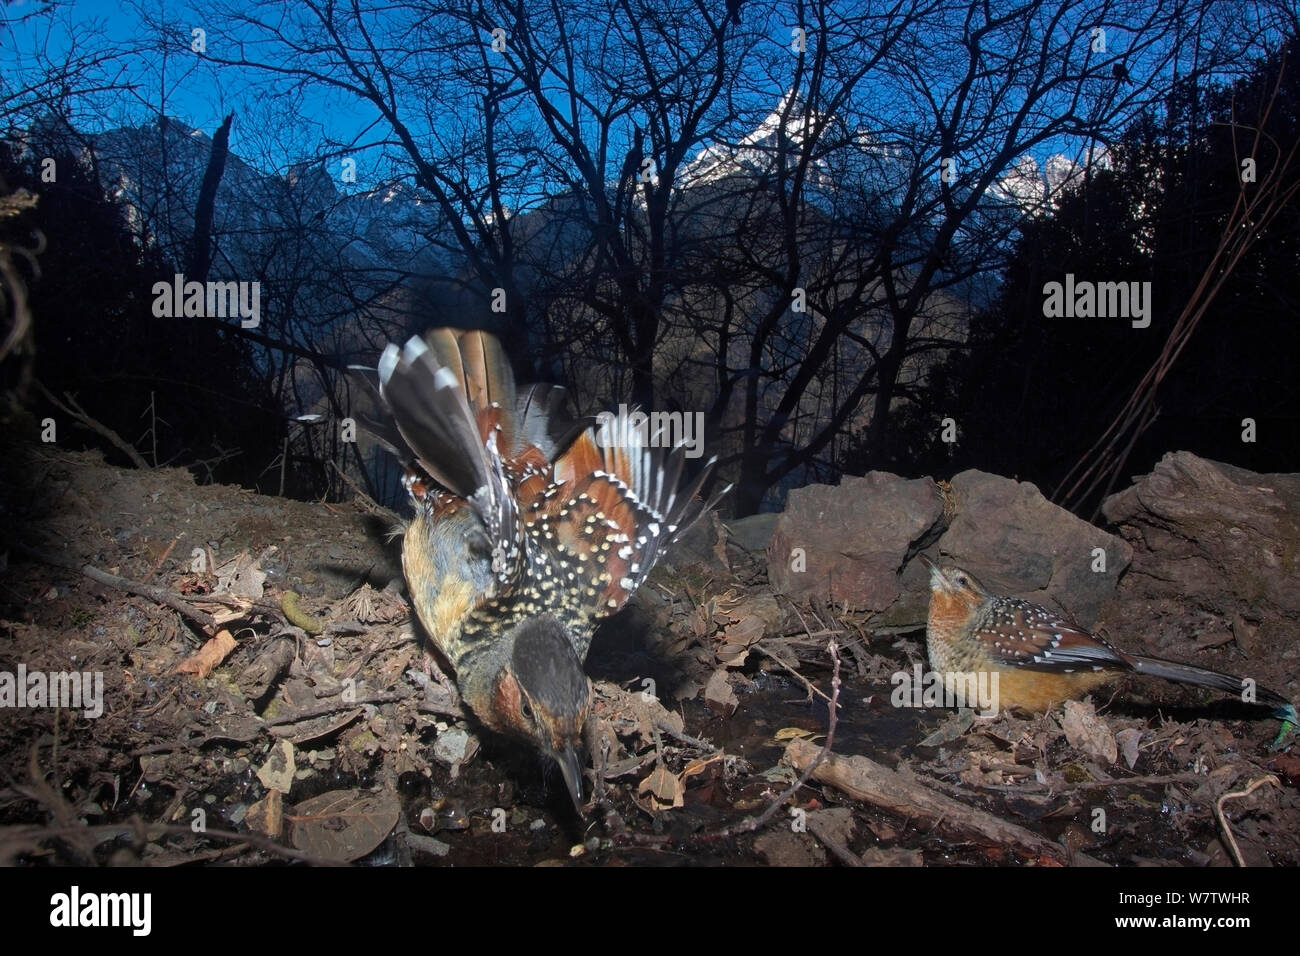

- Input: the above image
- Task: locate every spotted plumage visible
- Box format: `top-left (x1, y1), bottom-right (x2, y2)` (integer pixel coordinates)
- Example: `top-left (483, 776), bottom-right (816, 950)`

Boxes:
top-left (919, 555), bottom-right (1293, 716)
top-left (369, 328), bottom-right (727, 807)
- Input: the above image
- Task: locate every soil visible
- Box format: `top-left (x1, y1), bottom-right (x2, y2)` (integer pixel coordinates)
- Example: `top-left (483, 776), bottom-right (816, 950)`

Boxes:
top-left (1, 443), bottom-right (1296, 866)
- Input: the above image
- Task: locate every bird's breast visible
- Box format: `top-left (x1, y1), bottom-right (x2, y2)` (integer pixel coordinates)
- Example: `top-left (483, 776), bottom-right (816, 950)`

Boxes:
top-left (402, 507), bottom-right (493, 667)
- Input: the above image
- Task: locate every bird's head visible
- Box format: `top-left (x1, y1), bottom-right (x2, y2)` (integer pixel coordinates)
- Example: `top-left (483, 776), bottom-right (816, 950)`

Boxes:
top-left (918, 555), bottom-right (988, 614)
top-left (487, 614), bottom-right (591, 809)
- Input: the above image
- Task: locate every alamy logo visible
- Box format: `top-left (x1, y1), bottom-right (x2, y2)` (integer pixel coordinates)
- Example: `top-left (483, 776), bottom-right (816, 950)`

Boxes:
top-left (890, 665), bottom-right (1000, 716)
top-left (50, 886), bottom-right (151, 936)
top-left (1042, 273), bottom-right (1151, 328)
top-left (594, 403), bottom-right (705, 459)
top-left (0, 665), bottom-right (103, 718)
top-left (151, 273), bottom-right (261, 328)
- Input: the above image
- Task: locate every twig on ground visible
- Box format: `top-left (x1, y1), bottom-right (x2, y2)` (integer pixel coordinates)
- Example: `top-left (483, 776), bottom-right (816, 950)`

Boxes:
top-left (263, 693), bottom-right (408, 728)
top-left (1214, 775), bottom-right (1279, 867)
top-left (653, 717), bottom-right (718, 753)
top-left (142, 536), bottom-right (180, 583)
top-left (329, 460), bottom-right (399, 520)
top-left (781, 738), bottom-right (1098, 866)
top-left (14, 543), bottom-right (216, 631)
top-left (709, 635), bottom-right (842, 839)
top-left (770, 600), bottom-right (841, 707)
top-left (804, 810), bottom-right (865, 867)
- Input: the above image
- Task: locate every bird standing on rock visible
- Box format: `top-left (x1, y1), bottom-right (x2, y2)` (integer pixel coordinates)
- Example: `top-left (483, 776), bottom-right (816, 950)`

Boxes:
top-left (918, 555), bottom-right (1295, 718)
top-left (372, 328), bottom-right (724, 807)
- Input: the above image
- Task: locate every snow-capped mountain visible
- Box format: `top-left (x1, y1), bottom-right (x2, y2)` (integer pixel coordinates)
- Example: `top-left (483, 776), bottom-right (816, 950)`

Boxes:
top-left (14, 98), bottom-right (1088, 348)
top-left (993, 148), bottom-right (1112, 212)
top-left (680, 91), bottom-right (837, 192)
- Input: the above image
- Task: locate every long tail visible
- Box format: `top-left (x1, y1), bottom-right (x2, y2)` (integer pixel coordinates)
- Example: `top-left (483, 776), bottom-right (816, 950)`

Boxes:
top-left (377, 328), bottom-right (589, 488)
top-left (378, 329), bottom-right (537, 589)
top-left (1131, 654), bottom-right (1295, 719)
top-left (377, 329), bottom-right (505, 500)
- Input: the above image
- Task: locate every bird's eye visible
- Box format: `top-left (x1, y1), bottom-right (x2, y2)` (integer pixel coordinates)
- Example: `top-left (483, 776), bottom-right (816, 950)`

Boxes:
top-left (521, 699), bottom-right (534, 721)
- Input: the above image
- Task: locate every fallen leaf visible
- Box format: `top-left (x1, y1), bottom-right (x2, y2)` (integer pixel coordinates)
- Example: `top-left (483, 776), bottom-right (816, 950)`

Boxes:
top-left (1265, 753), bottom-right (1300, 787)
top-left (246, 790), bottom-right (284, 838)
top-left (1061, 700), bottom-right (1117, 764)
top-left (717, 613), bottom-right (764, 667)
top-left (214, 551), bottom-right (268, 598)
top-left (919, 708), bottom-right (976, 747)
top-left (638, 765), bottom-right (683, 810)
top-left (680, 753), bottom-right (724, 781)
top-left (1192, 631), bottom-right (1234, 652)
top-left (256, 739), bottom-right (296, 793)
top-left (1116, 728), bottom-right (1143, 769)
top-left (173, 629), bottom-right (238, 679)
top-left (271, 707), bottom-right (364, 745)
top-left (775, 727), bottom-right (818, 741)
top-left (431, 725), bottom-right (480, 777)
top-left (287, 789), bottom-right (401, 862)
top-left (704, 668), bottom-right (738, 717)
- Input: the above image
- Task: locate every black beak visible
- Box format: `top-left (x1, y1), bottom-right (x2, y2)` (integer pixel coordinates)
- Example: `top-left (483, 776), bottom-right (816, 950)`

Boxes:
top-left (556, 743), bottom-right (584, 810)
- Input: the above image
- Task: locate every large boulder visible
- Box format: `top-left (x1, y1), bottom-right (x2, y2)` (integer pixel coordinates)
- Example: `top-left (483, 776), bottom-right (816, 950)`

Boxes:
top-left (767, 469), bottom-right (1130, 631)
top-left (725, 513), bottom-right (780, 554)
top-left (1101, 452), bottom-right (1300, 694)
top-left (930, 470), bottom-right (1132, 629)
top-left (767, 472), bottom-right (944, 613)
top-left (1102, 451), bottom-right (1300, 616)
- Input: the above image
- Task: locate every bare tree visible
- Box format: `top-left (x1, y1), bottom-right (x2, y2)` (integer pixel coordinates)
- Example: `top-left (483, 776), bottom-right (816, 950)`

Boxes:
top-left (82, 0), bottom-right (1284, 508)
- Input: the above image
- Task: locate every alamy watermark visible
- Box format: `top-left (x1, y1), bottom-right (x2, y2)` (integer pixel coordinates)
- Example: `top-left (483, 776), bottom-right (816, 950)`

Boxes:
top-left (151, 273), bottom-right (261, 328)
top-left (0, 665), bottom-right (103, 718)
top-left (594, 403), bottom-right (705, 459)
top-left (1042, 273), bottom-right (1151, 328)
top-left (49, 886), bottom-right (150, 936)
top-left (891, 665), bottom-right (999, 716)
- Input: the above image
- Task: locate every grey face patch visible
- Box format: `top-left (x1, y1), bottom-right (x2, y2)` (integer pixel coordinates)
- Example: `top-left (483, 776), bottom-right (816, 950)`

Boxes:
top-left (510, 615), bottom-right (589, 719)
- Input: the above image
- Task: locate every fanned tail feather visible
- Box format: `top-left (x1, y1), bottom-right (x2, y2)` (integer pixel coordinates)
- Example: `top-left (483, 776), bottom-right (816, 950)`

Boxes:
top-left (372, 328), bottom-right (729, 624)
top-left (377, 329), bottom-right (529, 587)
top-left (378, 335), bottom-right (487, 499)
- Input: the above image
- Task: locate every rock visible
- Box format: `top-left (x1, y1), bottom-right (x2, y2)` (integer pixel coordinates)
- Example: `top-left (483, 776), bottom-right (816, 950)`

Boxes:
top-left (766, 469), bottom-right (1129, 631)
top-left (933, 470), bottom-right (1132, 628)
top-left (768, 472), bottom-right (944, 611)
top-left (1099, 452), bottom-right (1300, 699)
top-left (754, 828), bottom-right (826, 867)
top-left (1102, 451), bottom-right (1300, 615)
top-left (667, 509), bottom-right (729, 572)
top-left (726, 513), bottom-right (780, 553)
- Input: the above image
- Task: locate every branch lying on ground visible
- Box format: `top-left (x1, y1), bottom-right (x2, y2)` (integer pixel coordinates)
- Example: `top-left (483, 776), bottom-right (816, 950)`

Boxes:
top-left (329, 460), bottom-right (399, 520)
top-left (1215, 775), bottom-right (1279, 867)
top-left (3, 746), bottom-right (342, 866)
top-left (781, 737), bottom-right (1101, 866)
top-left (14, 543), bottom-right (216, 631)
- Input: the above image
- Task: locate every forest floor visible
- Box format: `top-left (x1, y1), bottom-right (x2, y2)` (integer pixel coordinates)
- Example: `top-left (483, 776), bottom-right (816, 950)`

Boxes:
top-left (1, 443), bottom-right (1296, 866)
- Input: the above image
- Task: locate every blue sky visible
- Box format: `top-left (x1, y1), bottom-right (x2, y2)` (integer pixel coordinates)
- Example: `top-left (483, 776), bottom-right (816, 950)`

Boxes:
top-left (3, 0), bottom-right (1289, 200)
top-left (1, 0), bottom-right (381, 173)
